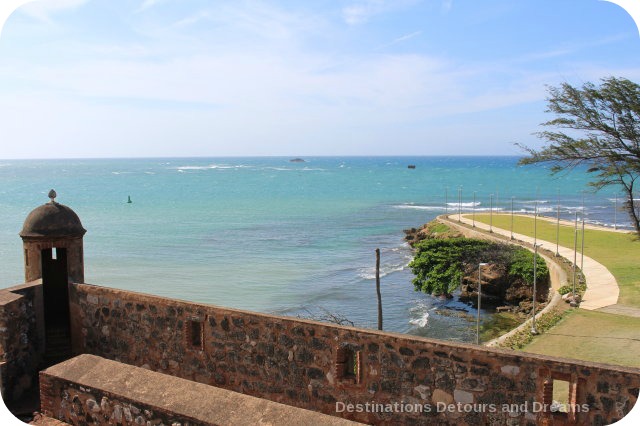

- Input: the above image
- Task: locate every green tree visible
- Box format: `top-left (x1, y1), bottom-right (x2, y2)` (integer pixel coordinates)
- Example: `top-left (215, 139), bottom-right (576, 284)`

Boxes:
top-left (409, 238), bottom-right (549, 298)
top-left (409, 238), bottom-right (494, 296)
top-left (518, 77), bottom-right (640, 236)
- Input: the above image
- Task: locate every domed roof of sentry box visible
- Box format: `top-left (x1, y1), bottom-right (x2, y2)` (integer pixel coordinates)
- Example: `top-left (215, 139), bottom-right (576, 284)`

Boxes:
top-left (20, 190), bottom-right (86, 238)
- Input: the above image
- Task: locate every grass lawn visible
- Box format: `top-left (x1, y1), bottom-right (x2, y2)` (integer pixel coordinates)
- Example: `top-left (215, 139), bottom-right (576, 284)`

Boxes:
top-left (522, 309), bottom-right (640, 368)
top-left (473, 214), bottom-right (640, 307)
top-left (468, 214), bottom-right (640, 367)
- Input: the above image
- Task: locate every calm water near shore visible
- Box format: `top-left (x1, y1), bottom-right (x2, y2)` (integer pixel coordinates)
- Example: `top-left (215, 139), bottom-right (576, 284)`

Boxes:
top-left (0, 156), bottom-right (628, 342)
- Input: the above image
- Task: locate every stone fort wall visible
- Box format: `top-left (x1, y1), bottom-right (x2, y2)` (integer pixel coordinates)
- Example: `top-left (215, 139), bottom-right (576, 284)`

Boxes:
top-left (67, 282), bottom-right (640, 425)
top-left (0, 281), bottom-right (44, 401)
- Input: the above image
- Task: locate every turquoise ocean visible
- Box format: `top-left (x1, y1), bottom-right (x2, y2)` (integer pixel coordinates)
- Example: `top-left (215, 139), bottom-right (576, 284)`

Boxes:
top-left (0, 156), bottom-right (629, 342)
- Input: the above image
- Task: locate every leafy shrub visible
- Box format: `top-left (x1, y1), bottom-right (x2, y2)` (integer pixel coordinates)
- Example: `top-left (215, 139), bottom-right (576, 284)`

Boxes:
top-left (558, 283), bottom-right (586, 295)
top-left (508, 249), bottom-right (549, 286)
top-left (409, 238), bottom-right (492, 296)
top-left (410, 237), bottom-right (550, 297)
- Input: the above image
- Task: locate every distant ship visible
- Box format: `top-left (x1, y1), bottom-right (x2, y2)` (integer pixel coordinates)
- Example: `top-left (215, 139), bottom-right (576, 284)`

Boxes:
top-left (407, 165), bottom-right (416, 169)
top-left (289, 158), bottom-right (306, 163)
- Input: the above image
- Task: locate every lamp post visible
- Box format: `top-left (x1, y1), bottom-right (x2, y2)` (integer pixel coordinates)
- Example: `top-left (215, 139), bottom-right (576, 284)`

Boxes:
top-left (472, 191), bottom-right (477, 227)
top-left (476, 262), bottom-right (488, 345)
top-left (581, 212), bottom-right (585, 271)
top-left (571, 211), bottom-right (579, 308)
top-left (445, 186), bottom-right (448, 216)
top-left (489, 194), bottom-right (494, 233)
top-left (510, 196), bottom-right (514, 240)
top-left (581, 191), bottom-right (585, 270)
top-left (556, 190), bottom-right (560, 257)
top-left (458, 186), bottom-right (462, 223)
top-left (614, 193), bottom-right (618, 230)
top-left (534, 199), bottom-right (538, 248)
top-left (531, 244), bottom-right (540, 335)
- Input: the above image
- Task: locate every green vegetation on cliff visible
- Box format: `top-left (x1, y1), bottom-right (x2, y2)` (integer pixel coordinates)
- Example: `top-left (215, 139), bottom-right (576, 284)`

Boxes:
top-left (409, 232), bottom-right (549, 300)
top-left (409, 238), bottom-right (492, 296)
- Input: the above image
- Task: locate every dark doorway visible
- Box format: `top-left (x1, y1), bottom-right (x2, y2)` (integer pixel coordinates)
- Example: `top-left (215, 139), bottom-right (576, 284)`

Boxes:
top-left (41, 247), bottom-right (72, 366)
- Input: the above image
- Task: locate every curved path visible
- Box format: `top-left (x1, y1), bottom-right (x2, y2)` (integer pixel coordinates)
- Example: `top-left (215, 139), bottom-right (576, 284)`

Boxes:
top-left (445, 214), bottom-right (619, 310)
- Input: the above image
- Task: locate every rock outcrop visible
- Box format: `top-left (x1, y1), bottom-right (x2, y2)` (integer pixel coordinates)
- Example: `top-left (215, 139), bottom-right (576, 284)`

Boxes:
top-left (459, 262), bottom-right (549, 311)
top-left (407, 220), bottom-right (550, 314)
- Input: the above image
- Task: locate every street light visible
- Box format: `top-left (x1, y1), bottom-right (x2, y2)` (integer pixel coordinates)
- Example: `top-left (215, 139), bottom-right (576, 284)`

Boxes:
top-left (614, 193), bottom-right (618, 230)
top-left (510, 196), bottom-right (514, 240)
top-left (531, 244), bottom-right (541, 335)
top-left (476, 262), bottom-right (489, 345)
top-left (571, 211), bottom-right (579, 308)
top-left (581, 193), bottom-right (585, 270)
top-left (556, 190), bottom-right (560, 257)
top-left (534, 199), bottom-right (538, 247)
top-left (458, 186), bottom-right (462, 222)
top-left (489, 194), bottom-right (494, 233)
top-left (472, 191), bottom-right (477, 227)
top-left (445, 186), bottom-right (448, 216)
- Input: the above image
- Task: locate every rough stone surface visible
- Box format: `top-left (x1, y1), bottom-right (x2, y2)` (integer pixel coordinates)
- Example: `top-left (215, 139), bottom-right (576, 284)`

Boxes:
top-left (63, 282), bottom-right (640, 425)
top-left (454, 389), bottom-right (474, 404)
top-left (432, 389), bottom-right (454, 406)
top-left (0, 281), bottom-right (43, 401)
top-left (39, 354), bottom-right (362, 426)
top-left (501, 365), bottom-right (521, 376)
top-left (20, 201), bottom-right (86, 238)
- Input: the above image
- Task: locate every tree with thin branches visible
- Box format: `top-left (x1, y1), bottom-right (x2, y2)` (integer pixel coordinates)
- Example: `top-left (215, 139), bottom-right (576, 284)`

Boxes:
top-left (518, 77), bottom-right (640, 236)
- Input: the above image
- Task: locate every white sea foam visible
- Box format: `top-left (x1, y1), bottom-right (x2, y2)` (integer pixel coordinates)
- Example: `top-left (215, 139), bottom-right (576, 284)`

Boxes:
top-left (394, 205), bottom-right (443, 211)
top-left (394, 204), bottom-right (502, 212)
top-left (536, 207), bottom-right (555, 213)
top-left (520, 199), bottom-right (550, 204)
top-left (409, 302), bottom-right (431, 328)
top-left (358, 251), bottom-right (412, 280)
top-left (409, 312), bottom-right (429, 328)
top-left (173, 164), bottom-right (252, 171)
top-left (446, 202), bottom-right (481, 207)
top-left (263, 166), bottom-right (325, 171)
top-left (358, 263), bottom-right (407, 280)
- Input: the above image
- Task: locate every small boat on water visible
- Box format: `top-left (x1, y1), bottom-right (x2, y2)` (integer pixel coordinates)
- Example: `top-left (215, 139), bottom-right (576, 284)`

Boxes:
top-left (290, 158), bottom-right (306, 163)
top-left (408, 165), bottom-right (416, 169)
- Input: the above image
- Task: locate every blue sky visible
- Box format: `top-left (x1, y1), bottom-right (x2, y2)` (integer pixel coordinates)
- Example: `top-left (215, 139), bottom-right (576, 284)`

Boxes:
top-left (0, 0), bottom-right (639, 158)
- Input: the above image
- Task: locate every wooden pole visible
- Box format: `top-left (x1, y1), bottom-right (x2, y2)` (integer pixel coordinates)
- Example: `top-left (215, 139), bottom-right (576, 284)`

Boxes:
top-left (376, 248), bottom-right (383, 331)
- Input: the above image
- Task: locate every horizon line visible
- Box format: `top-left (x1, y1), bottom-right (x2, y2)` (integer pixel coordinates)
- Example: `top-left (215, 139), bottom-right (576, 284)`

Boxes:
top-left (0, 154), bottom-right (525, 161)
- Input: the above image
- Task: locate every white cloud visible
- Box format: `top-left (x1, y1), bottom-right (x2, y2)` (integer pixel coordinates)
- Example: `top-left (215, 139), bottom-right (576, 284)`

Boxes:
top-left (377, 30), bottom-right (422, 49)
top-left (1, 0), bottom-right (637, 158)
top-left (441, 0), bottom-right (453, 13)
top-left (342, 0), bottom-right (391, 25)
top-left (135, 0), bottom-right (164, 13)
top-left (17, 0), bottom-right (89, 24)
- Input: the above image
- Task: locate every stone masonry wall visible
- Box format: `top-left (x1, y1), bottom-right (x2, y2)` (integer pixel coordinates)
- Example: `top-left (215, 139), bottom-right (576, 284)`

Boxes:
top-left (40, 374), bottom-right (192, 426)
top-left (39, 354), bottom-right (362, 426)
top-left (69, 283), bottom-right (640, 425)
top-left (0, 281), bottom-right (44, 401)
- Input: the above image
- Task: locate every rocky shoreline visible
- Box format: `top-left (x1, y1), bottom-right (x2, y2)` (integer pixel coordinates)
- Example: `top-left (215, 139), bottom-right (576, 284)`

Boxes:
top-left (404, 221), bottom-right (550, 317)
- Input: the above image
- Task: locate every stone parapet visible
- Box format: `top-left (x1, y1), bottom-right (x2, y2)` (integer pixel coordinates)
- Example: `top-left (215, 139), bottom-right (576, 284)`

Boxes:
top-left (0, 281), bottom-right (44, 402)
top-left (40, 354), bottom-right (363, 426)
top-left (69, 282), bottom-right (640, 425)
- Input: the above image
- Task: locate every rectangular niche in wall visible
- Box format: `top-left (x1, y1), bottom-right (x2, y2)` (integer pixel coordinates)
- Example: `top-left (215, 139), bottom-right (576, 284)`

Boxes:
top-left (187, 318), bottom-right (204, 351)
top-left (335, 346), bottom-right (361, 385)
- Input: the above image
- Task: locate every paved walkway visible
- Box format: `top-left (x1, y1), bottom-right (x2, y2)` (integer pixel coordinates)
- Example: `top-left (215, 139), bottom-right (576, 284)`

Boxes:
top-left (446, 214), bottom-right (619, 310)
